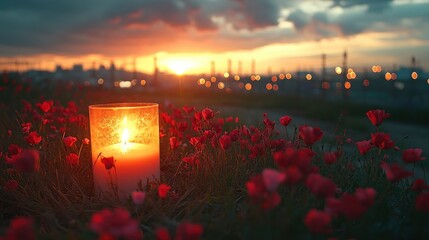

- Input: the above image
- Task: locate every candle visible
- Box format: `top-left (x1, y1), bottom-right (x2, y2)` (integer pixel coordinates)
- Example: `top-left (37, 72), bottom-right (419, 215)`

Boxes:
top-left (89, 103), bottom-right (159, 198)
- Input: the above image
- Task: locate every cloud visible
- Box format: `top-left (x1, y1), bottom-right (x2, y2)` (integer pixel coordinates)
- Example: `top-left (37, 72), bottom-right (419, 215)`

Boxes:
top-left (331, 0), bottom-right (394, 12)
top-left (0, 0), bottom-right (428, 58)
top-left (286, 1), bottom-right (429, 39)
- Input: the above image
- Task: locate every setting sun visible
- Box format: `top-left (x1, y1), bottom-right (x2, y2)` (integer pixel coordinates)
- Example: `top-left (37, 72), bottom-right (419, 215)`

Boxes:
top-left (164, 58), bottom-right (196, 75)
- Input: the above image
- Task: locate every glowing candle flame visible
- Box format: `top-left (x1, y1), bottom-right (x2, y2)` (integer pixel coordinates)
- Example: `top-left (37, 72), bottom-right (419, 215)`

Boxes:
top-left (121, 117), bottom-right (129, 152)
top-left (121, 128), bottom-right (130, 152)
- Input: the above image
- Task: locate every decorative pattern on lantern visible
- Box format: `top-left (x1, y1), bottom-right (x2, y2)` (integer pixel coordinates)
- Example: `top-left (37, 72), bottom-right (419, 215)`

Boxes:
top-left (89, 103), bottom-right (159, 197)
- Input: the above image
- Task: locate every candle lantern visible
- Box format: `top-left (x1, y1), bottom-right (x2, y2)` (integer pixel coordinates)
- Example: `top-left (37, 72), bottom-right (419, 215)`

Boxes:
top-left (89, 103), bottom-right (159, 197)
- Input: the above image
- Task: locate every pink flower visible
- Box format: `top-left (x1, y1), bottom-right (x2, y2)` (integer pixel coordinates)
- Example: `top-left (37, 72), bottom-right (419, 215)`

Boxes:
top-left (380, 162), bottom-right (413, 182)
top-left (158, 183), bottom-right (171, 199)
top-left (66, 153), bottom-right (79, 166)
top-left (356, 140), bottom-right (372, 155)
top-left (306, 174), bottom-right (337, 199)
top-left (131, 191), bottom-right (146, 205)
top-left (63, 136), bottom-right (77, 147)
top-left (219, 134), bottom-right (232, 150)
top-left (26, 131), bottom-right (42, 145)
top-left (402, 148), bottom-right (425, 163)
top-left (90, 208), bottom-right (142, 240)
top-left (101, 156), bottom-right (115, 170)
top-left (12, 149), bottom-right (40, 173)
top-left (299, 125), bottom-right (323, 146)
top-left (366, 109), bottom-right (390, 127)
top-left (279, 116), bottom-right (292, 126)
top-left (201, 107), bottom-right (214, 120)
top-left (175, 222), bottom-right (204, 240)
top-left (6, 217), bottom-right (35, 240)
top-left (304, 209), bottom-right (332, 234)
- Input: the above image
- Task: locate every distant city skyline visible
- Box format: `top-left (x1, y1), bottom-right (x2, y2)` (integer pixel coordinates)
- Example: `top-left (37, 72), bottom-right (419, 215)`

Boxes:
top-left (1, 0), bottom-right (429, 74)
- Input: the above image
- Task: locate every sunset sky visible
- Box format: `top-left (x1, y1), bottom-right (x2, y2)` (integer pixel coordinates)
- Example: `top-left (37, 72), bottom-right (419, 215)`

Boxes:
top-left (1, 0), bottom-right (429, 75)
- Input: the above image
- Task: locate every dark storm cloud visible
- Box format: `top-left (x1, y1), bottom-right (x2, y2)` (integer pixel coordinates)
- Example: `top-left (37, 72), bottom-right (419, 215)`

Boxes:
top-left (0, 0), bottom-right (428, 56)
top-left (287, 1), bottom-right (429, 38)
top-left (0, 0), bottom-right (283, 56)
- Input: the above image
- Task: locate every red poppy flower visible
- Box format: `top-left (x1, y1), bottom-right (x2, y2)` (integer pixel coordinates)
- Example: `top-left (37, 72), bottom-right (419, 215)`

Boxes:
top-left (101, 156), bottom-right (115, 170)
top-left (325, 197), bottom-right (342, 218)
top-left (169, 137), bottom-right (180, 150)
top-left (12, 149), bottom-right (40, 173)
top-left (6, 217), bottom-right (35, 240)
top-left (402, 148), bottom-right (425, 163)
top-left (284, 166), bottom-right (304, 185)
top-left (306, 174), bottom-right (337, 198)
top-left (182, 155), bottom-right (200, 166)
top-left (340, 194), bottom-right (368, 219)
top-left (82, 138), bottom-right (90, 145)
top-left (21, 122), bottom-right (31, 134)
top-left (299, 126), bottom-right (323, 146)
top-left (338, 187), bottom-right (376, 220)
top-left (26, 131), bottom-right (42, 145)
top-left (194, 111), bottom-right (203, 121)
top-left (410, 179), bottom-right (429, 193)
top-left (63, 136), bottom-right (77, 147)
top-left (323, 152), bottom-right (338, 164)
top-left (304, 209), bottom-right (332, 234)
top-left (38, 100), bottom-right (53, 113)
top-left (371, 132), bottom-right (394, 150)
top-left (175, 222), bottom-right (204, 240)
top-left (246, 174), bottom-right (282, 210)
top-left (182, 106), bottom-right (195, 114)
top-left (262, 168), bottom-right (286, 192)
top-left (380, 162), bottom-right (413, 182)
top-left (155, 227), bottom-right (171, 240)
top-left (263, 115), bottom-right (275, 130)
top-left (273, 147), bottom-right (315, 172)
top-left (279, 116), bottom-right (292, 127)
top-left (131, 191), bottom-right (146, 205)
top-left (201, 108), bottom-right (214, 120)
top-left (219, 134), bottom-right (232, 150)
top-left (356, 140), bottom-right (372, 155)
top-left (66, 153), bottom-right (79, 166)
top-left (416, 192), bottom-right (429, 212)
top-left (366, 109), bottom-right (390, 127)
top-left (8, 144), bottom-right (21, 156)
top-left (90, 208), bottom-right (142, 240)
top-left (177, 121), bottom-right (188, 132)
top-left (158, 183), bottom-right (171, 199)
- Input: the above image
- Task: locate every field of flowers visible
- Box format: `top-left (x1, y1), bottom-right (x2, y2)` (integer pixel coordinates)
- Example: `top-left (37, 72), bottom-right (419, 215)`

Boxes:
top-left (1, 79), bottom-right (429, 239)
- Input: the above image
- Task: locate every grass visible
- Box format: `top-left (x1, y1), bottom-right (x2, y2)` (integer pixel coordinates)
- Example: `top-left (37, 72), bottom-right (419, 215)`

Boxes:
top-left (0, 79), bottom-right (429, 239)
